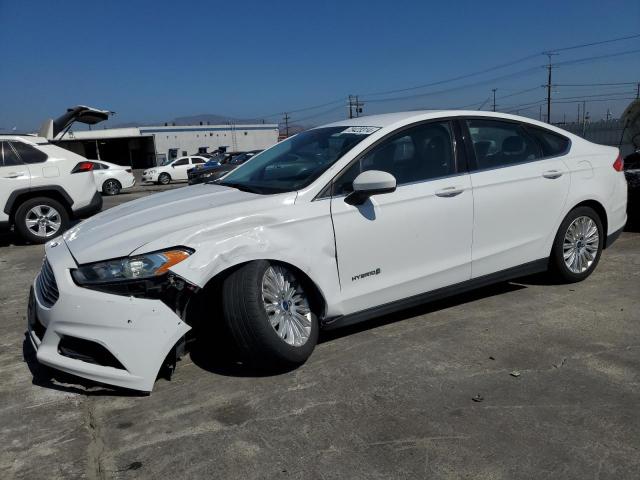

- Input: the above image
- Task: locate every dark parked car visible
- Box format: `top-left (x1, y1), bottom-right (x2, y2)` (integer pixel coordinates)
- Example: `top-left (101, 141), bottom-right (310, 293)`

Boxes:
top-left (188, 150), bottom-right (261, 185)
top-left (625, 150), bottom-right (640, 210)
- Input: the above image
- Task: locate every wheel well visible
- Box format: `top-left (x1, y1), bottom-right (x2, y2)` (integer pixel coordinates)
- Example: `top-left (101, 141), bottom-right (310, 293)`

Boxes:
top-left (572, 200), bottom-right (608, 244)
top-left (8, 190), bottom-right (72, 220)
top-left (192, 260), bottom-right (328, 325)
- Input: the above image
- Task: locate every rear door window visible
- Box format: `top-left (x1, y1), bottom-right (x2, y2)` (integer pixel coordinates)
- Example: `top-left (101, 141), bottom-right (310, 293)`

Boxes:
top-left (1, 142), bottom-right (24, 167)
top-left (525, 126), bottom-right (570, 157)
top-left (173, 158), bottom-right (189, 166)
top-left (466, 119), bottom-right (542, 170)
top-left (10, 141), bottom-right (48, 164)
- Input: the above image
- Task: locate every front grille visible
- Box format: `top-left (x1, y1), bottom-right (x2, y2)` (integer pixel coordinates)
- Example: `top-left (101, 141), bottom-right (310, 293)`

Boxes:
top-left (36, 259), bottom-right (59, 308)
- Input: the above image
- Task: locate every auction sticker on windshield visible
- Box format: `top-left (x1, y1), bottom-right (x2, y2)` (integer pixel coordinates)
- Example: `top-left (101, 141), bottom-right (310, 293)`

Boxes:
top-left (339, 126), bottom-right (380, 135)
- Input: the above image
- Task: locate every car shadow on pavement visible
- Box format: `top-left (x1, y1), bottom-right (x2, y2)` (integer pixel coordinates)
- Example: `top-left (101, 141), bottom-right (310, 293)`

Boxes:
top-left (319, 281), bottom-right (527, 343)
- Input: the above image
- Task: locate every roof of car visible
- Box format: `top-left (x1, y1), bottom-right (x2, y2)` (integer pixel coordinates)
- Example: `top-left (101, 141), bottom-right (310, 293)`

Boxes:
top-left (322, 110), bottom-right (579, 138)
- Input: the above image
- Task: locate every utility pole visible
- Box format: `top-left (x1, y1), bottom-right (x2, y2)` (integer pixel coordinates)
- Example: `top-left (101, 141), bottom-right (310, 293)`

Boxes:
top-left (577, 103), bottom-right (581, 123)
top-left (354, 96), bottom-right (364, 117)
top-left (348, 95), bottom-right (354, 119)
top-left (539, 104), bottom-right (542, 121)
top-left (606, 108), bottom-right (611, 121)
top-left (491, 89), bottom-right (497, 112)
top-left (543, 52), bottom-right (558, 124)
top-left (637, 82), bottom-right (640, 99)
top-left (282, 112), bottom-right (290, 138)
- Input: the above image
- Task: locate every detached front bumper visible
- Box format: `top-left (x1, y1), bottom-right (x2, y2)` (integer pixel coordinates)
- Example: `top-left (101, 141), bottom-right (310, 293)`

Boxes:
top-left (27, 239), bottom-right (191, 392)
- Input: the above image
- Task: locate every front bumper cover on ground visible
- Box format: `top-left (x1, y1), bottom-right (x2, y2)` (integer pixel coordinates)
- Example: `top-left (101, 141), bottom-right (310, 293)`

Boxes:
top-left (27, 239), bottom-right (191, 392)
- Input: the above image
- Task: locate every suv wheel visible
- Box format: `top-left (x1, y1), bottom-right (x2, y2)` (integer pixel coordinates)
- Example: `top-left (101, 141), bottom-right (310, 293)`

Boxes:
top-left (550, 206), bottom-right (603, 283)
top-left (14, 197), bottom-right (70, 244)
top-left (102, 179), bottom-right (122, 195)
top-left (158, 173), bottom-right (171, 185)
top-left (222, 261), bottom-right (319, 368)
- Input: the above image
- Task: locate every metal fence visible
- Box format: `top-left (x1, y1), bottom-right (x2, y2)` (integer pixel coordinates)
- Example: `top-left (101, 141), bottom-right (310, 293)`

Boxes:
top-left (559, 119), bottom-right (634, 156)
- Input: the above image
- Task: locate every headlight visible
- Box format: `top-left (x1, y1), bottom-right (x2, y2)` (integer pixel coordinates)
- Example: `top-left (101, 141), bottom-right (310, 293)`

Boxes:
top-left (147, 169), bottom-right (156, 174)
top-left (71, 248), bottom-right (193, 286)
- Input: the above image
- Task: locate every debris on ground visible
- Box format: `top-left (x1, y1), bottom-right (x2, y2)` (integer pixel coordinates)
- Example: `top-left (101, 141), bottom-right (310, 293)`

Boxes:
top-left (553, 358), bottom-right (567, 369)
top-left (472, 394), bottom-right (484, 402)
top-left (489, 356), bottom-right (495, 360)
top-left (510, 371), bottom-right (521, 377)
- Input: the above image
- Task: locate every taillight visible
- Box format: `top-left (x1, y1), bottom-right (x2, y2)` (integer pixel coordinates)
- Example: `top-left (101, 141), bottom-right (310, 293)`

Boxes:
top-left (71, 161), bottom-right (95, 173)
top-left (613, 154), bottom-right (624, 172)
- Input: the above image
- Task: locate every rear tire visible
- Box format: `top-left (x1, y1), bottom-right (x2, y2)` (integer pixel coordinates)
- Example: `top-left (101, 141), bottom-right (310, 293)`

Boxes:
top-left (221, 261), bottom-right (319, 368)
top-left (550, 206), bottom-right (604, 283)
top-left (158, 173), bottom-right (171, 185)
top-left (14, 197), bottom-right (70, 244)
top-left (102, 179), bottom-right (122, 195)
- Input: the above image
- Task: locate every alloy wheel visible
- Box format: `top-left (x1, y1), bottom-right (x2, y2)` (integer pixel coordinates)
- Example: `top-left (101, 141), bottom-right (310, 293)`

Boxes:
top-left (261, 265), bottom-right (312, 347)
top-left (563, 215), bottom-right (599, 274)
top-left (25, 205), bottom-right (62, 238)
top-left (104, 179), bottom-right (120, 195)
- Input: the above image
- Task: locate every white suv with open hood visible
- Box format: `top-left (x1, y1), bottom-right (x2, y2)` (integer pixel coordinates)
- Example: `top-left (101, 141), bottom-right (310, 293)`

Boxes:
top-left (27, 111), bottom-right (627, 392)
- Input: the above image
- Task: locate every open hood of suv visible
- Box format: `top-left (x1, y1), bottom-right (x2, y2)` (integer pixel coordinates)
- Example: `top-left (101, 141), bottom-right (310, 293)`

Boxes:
top-left (63, 184), bottom-right (296, 264)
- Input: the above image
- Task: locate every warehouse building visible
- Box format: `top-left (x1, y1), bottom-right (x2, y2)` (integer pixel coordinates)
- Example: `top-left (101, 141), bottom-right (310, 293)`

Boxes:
top-left (56, 123), bottom-right (279, 169)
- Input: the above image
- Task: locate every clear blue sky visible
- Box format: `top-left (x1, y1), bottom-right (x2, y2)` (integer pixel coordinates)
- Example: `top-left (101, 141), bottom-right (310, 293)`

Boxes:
top-left (1, 0), bottom-right (639, 131)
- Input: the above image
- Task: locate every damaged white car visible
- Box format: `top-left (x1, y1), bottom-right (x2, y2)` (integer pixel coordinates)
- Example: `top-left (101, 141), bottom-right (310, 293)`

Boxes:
top-left (27, 111), bottom-right (627, 392)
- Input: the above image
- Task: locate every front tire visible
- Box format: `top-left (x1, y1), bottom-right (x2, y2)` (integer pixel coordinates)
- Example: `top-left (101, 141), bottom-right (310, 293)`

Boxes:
top-left (14, 197), bottom-right (70, 244)
top-left (102, 179), bottom-right (122, 195)
top-left (550, 206), bottom-right (604, 283)
top-left (221, 261), bottom-right (319, 368)
top-left (158, 173), bottom-right (171, 185)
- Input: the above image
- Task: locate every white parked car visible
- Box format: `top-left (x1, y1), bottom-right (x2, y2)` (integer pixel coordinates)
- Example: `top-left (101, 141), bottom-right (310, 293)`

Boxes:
top-left (0, 135), bottom-right (101, 243)
top-left (90, 161), bottom-right (135, 195)
top-left (141, 156), bottom-right (208, 184)
top-left (28, 111), bottom-right (627, 392)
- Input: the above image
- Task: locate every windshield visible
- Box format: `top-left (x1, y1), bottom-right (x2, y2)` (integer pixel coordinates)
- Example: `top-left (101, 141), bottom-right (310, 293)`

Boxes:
top-left (218, 126), bottom-right (378, 193)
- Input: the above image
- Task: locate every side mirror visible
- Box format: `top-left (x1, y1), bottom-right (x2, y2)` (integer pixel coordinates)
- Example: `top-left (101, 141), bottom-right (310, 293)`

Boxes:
top-left (171, 164), bottom-right (176, 168)
top-left (345, 170), bottom-right (396, 206)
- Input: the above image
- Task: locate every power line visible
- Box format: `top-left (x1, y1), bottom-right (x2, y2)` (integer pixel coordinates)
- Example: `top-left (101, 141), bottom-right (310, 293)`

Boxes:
top-left (257, 34), bottom-right (640, 124)
top-left (293, 103), bottom-right (346, 123)
top-left (553, 97), bottom-right (636, 105)
top-left (553, 91), bottom-right (636, 101)
top-left (554, 48), bottom-right (640, 67)
top-left (364, 65), bottom-right (542, 104)
top-left (554, 82), bottom-right (638, 87)
top-left (498, 86), bottom-right (541, 99)
top-left (544, 33), bottom-right (640, 53)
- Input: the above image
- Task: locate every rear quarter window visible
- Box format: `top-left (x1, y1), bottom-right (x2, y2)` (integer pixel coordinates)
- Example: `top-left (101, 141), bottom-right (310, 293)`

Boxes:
top-left (525, 127), bottom-right (570, 157)
top-left (10, 141), bottom-right (48, 164)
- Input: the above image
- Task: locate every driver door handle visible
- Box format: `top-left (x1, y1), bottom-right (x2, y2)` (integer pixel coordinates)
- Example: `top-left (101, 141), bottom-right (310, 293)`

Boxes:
top-left (3, 172), bottom-right (26, 178)
top-left (435, 186), bottom-right (465, 197)
top-left (542, 170), bottom-right (563, 179)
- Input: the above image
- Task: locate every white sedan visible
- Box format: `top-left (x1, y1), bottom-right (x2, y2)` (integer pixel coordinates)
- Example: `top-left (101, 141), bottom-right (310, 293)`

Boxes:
top-left (141, 156), bottom-right (208, 184)
top-left (90, 161), bottom-right (135, 195)
top-left (28, 110), bottom-right (627, 392)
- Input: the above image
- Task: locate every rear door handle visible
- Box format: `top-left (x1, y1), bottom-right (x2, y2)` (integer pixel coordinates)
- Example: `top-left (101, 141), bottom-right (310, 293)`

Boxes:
top-left (435, 186), bottom-right (465, 197)
top-left (542, 170), bottom-right (563, 179)
top-left (3, 172), bottom-right (26, 178)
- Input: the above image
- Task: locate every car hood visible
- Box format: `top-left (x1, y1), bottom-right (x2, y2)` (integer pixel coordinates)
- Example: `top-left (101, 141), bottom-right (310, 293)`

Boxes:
top-left (63, 184), bottom-right (296, 264)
